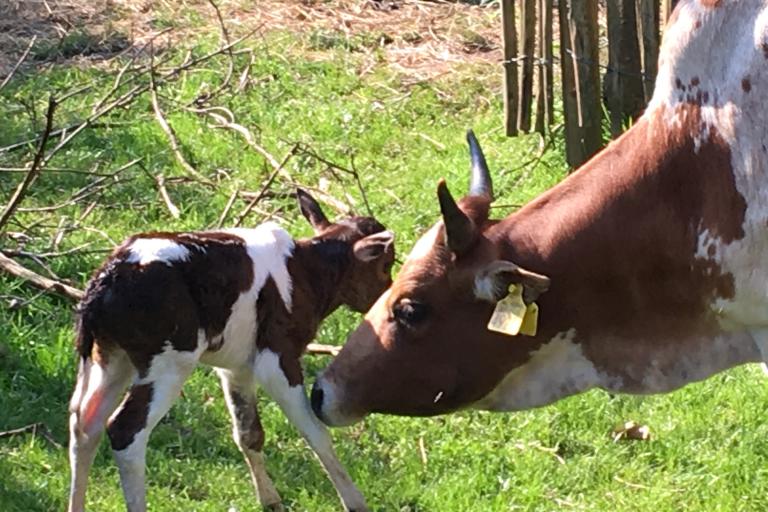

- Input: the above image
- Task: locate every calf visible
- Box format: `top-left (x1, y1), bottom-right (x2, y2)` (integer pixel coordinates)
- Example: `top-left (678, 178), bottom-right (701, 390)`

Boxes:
top-left (68, 189), bottom-right (394, 512)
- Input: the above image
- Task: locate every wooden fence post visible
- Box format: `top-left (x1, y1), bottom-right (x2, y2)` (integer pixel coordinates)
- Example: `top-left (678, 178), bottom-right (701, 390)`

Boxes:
top-left (535, 0), bottom-right (554, 134)
top-left (518, 0), bottom-right (536, 132)
top-left (501, 0), bottom-right (519, 137)
top-left (661, 0), bottom-right (679, 31)
top-left (559, 0), bottom-right (603, 169)
top-left (636, 0), bottom-right (660, 102)
top-left (604, 0), bottom-right (644, 136)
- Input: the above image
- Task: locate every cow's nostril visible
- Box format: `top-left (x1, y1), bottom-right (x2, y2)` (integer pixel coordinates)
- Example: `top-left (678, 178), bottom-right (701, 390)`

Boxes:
top-left (310, 383), bottom-right (325, 419)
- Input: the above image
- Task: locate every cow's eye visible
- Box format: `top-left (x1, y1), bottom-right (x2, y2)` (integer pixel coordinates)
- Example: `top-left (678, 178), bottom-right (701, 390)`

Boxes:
top-left (393, 299), bottom-right (429, 326)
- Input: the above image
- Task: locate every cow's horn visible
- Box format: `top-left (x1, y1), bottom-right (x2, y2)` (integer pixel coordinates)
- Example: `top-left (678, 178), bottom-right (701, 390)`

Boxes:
top-left (467, 130), bottom-right (493, 199)
top-left (437, 179), bottom-right (475, 254)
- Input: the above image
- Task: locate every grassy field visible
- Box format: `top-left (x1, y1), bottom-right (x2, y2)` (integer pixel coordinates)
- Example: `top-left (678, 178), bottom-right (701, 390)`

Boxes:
top-left (2, 1), bottom-right (768, 511)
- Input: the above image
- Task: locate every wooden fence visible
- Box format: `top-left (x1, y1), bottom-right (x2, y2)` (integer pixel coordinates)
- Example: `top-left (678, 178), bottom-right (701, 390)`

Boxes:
top-left (502, 0), bottom-right (679, 168)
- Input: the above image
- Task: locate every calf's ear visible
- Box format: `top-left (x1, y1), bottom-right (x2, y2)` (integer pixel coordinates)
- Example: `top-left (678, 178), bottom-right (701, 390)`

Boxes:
top-left (297, 188), bottom-right (331, 233)
top-left (353, 231), bottom-right (395, 262)
top-left (474, 260), bottom-right (550, 304)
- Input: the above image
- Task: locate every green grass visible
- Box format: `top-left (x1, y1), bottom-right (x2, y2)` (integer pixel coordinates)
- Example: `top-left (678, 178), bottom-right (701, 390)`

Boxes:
top-left (2, 6), bottom-right (768, 512)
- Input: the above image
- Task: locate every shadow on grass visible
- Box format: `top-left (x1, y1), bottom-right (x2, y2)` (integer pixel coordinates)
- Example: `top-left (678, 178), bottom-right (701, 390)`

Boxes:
top-left (0, 471), bottom-right (59, 512)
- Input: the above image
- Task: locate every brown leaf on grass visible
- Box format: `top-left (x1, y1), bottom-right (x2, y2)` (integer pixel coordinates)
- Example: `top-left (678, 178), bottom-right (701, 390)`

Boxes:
top-left (612, 421), bottom-right (651, 442)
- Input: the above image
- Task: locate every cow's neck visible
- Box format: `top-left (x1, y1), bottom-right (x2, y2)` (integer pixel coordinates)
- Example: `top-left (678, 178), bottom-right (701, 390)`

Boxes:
top-left (494, 104), bottom-right (744, 340)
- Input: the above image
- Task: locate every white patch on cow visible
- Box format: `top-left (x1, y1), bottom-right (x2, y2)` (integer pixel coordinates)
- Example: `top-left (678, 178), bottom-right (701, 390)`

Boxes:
top-left (475, 329), bottom-right (602, 411)
top-left (405, 223), bottom-right (442, 262)
top-left (124, 238), bottom-right (191, 266)
top-left (647, 0), bottom-right (768, 331)
top-left (225, 222), bottom-right (294, 311)
top-left (252, 350), bottom-right (367, 510)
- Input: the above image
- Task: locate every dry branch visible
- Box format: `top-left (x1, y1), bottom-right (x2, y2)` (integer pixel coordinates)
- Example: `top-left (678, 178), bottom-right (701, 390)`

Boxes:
top-left (1, 28), bottom-right (263, 156)
top-left (0, 96), bottom-right (57, 232)
top-left (234, 145), bottom-right (298, 227)
top-left (306, 343), bottom-right (341, 356)
top-left (0, 35), bottom-right (37, 91)
top-left (156, 175), bottom-right (181, 218)
top-left (0, 251), bottom-right (84, 301)
top-left (216, 188), bottom-right (240, 228)
top-left (0, 422), bottom-right (63, 449)
top-left (150, 53), bottom-right (209, 183)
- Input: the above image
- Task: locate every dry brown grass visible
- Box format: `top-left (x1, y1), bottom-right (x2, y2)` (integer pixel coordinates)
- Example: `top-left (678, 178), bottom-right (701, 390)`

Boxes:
top-left (1, 0), bottom-right (503, 82)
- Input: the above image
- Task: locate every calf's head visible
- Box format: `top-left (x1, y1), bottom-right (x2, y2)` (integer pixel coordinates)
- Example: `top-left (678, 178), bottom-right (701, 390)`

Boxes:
top-left (311, 132), bottom-right (550, 426)
top-left (297, 188), bottom-right (396, 313)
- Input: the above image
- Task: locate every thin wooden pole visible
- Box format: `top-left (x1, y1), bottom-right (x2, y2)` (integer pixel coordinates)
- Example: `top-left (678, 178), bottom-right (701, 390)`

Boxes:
top-left (535, 0), bottom-right (554, 134)
top-left (517, 0), bottom-right (536, 133)
top-left (637, 0), bottom-right (660, 102)
top-left (561, 0), bottom-right (603, 168)
top-left (661, 0), bottom-right (679, 31)
top-left (501, 0), bottom-right (519, 137)
top-left (558, 0), bottom-right (580, 166)
top-left (604, 0), bottom-right (644, 136)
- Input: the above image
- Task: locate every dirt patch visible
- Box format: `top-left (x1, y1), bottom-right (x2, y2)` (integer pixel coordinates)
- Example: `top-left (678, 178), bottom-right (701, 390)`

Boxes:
top-left (1, 0), bottom-right (502, 82)
top-left (250, 0), bottom-right (502, 81)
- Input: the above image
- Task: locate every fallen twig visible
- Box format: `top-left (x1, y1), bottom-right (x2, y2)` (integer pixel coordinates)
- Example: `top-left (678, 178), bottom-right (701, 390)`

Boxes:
top-left (16, 158), bottom-right (142, 213)
top-left (196, 0), bottom-right (235, 104)
top-left (203, 111), bottom-right (292, 182)
top-left (234, 144), bottom-right (299, 227)
top-left (1, 28), bottom-right (263, 156)
top-left (0, 251), bottom-right (84, 301)
top-left (0, 35), bottom-right (37, 91)
top-left (306, 343), bottom-right (341, 356)
top-left (156, 175), bottom-right (181, 218)
top-left (0, 422), bottom-right (63, 449)
top-left (216, 188), bottom-right (240, 228)
top-left (91, 28), bottom-right (174, 115)
top-left (150, 48), bottom-right (209, 183)
top-left (0, 96), bottom-right (57, 233)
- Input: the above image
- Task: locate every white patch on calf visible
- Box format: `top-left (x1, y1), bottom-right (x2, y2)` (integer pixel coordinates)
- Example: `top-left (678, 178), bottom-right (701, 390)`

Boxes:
top-left (476, 329), bottom-right (602, 411)
top-left (252, 350), bottom-right (367, 510)
top-left (201, 290), bottom-right (259, 369)
top-left (225, 222), bottom-right (295, 311)
top-left (125, 238), bottom-right (190, 266)
top-left (111, 340), bottom-right (206, 511)
top-left (202, 223), bottom-right (297, 370)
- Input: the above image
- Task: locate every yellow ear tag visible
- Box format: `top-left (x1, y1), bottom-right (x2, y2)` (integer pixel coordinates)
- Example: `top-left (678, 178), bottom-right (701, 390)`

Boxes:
top-left (487, 284), bottom-right (539, 337)
top-left (520, 302), bottom-right (539, 336)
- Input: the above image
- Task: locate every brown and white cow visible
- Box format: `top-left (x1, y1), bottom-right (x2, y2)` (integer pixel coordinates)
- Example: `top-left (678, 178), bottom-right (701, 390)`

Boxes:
top-left (312, 0), bottom-right (768, 431)
top-left (68, 189), bottom-right (394, 512)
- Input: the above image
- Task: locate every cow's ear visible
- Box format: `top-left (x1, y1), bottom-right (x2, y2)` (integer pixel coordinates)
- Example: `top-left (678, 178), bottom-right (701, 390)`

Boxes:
top-left (474, 260), bottom-right (550, 304)
top-left (297, 188), bottom-right (331, 234)
top-left (353, 231), bottom-right (395, 262)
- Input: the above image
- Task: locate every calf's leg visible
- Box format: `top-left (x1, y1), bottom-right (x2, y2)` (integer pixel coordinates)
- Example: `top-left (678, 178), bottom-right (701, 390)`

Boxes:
top-left (107, 343), bottom-right (203, 512)
top-left (69, 348), bottom-right (134, 512)
top-left (253, 349), bottom-right (368, 512)
top-left (217, 368), bottom-right (282, 510)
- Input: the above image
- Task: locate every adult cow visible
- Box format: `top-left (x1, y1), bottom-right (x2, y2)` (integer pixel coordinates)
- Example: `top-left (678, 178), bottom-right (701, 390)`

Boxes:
top-left (311, 0), bottom-right (768, 427)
